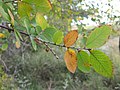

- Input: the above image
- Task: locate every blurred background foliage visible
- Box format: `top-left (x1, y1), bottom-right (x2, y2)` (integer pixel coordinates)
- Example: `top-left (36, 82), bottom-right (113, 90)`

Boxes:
top-left (0, 0), bottom-right (120, 90)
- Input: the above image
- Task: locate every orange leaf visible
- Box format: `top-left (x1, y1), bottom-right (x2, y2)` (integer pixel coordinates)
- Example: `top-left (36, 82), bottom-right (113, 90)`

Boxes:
top-left (0, 33), bottom-right (5, 38)
top-left (15, 41), bottom-right (20, 48)
top-left (64, 49), bottom-right (77, 73)
top-left (64, 30), bottom-right (78, 47)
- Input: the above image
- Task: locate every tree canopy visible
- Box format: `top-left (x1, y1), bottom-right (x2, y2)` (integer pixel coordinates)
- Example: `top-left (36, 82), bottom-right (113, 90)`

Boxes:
top-left (0, 0), bottom-right (119, 78)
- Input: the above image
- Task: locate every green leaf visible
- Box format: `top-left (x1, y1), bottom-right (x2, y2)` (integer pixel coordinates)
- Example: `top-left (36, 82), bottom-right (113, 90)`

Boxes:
top-left (14, 31), bottom-right (21, 48)
top-left (30, 37), bottom-right (37, 51)
top-left (30, 28), bottom-right (37, 35)
top-left (31, 18), bottom-right (37, 27)
top-left (15, 31), bottom-right (20, 42)
top-left (90, 50), bottom-right (113, 77)
top-left (23, 0), bottom-right (52, 14)
top-left (36, 12), bottom-right (48, 30)
top-left (0, 3), bottom-right (10, 21)
top-left (86, 25), bottom-right (112, 48)
top-left (8, 9), bottom-right (14, 26)
top-left (2, 43), bottom-right (8, 51)
top-left (24, 18), bottom-right (31, 34)
top-left (80, 36), bottom-right (87, 48)
top-left (40, 27), bottom-right (57, 41)
top-left (15, 30), bottom-right (23, 41)
top-left (14, 21), bottom-right (26, 31)
top-left (53, 31), bottom-right (63, 44)
top-left (36, 26), bottom-right (42, 35)
top-left (18, 1), bottom-right (33, 18)
top-left (77, 51), bottom-right (91, 73)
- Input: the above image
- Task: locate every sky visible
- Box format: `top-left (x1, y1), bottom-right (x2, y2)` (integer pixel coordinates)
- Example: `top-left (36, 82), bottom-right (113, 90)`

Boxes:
top-left (72, 0), bottom-right (120, 27)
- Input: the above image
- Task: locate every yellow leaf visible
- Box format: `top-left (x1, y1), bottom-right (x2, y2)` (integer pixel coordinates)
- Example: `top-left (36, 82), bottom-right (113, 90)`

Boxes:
top-left (36, 12), bottom-right (48, 30)
top-left (15, 41), bottom-right (20, 48)
top-left (8, 9), bottom-right (14, 26)
top-left (0, 33), bottom-right (5, 38)
top-left (64, 49), bottom-right (77, 73)
top-left (64, 30), bottom-right (78, 47)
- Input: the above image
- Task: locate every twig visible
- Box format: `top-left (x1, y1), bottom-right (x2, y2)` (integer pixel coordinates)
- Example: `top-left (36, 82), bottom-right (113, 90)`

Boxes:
top-left (0, 25), bottom-right (29, 36)
top-left (34, 38), bottom-right (59, 59)
top-left (0, 24), bottom-right (85, 50)
top-left (0, 24), bottom-right (90, 58)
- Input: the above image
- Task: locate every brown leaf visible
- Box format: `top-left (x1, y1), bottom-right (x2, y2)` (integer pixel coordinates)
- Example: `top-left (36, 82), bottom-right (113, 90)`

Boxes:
top-left (64, 30), bottom-right (78, 47)
top-left (64, 49), bottom-right (77, 73)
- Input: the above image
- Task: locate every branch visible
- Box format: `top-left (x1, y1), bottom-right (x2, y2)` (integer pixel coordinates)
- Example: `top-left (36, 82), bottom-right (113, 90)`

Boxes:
top-left (0, 24), bottom-right (84, 50)
top-left (0, 24), bottom-right (90, 58)
top-left (34, 38), bottom-right (59, 59)
top-left (0, 25), bottom-right (29, 36)
top-left (36, 38), bottom-right (82, 50)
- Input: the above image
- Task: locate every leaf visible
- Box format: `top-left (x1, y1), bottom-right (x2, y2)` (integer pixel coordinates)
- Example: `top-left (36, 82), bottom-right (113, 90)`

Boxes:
top-left (24, 17), bottom-right (31, 34)
top-left (15, 41), bottom-right (20, 49)
top-left (30, 37), bottom-right (37, 51)
top-left (77, 51), bottom-right (91, 73)
top-left (2, 43), bottom-right (8, 51)
top-left (86, 25), bottom-right (112, 48)
top-left (15, 31), bottom-right (21, 48)
top-left (40, 27), bottom-right (57, 42)
top-left (64, 30), bottom-right (78, 47)
top-left (90, 50), bottom-right (113, 77)
top-left (80, 36), bottom-right (87, 48)
top-left (15, 30), bottom-right (23, 41)
top-left (18, 1), bottom-right (33, 18)
top-left (0, 3), bottom-right (10, 21)
top-left (23, 0), bottom-right (52, 14)
top-left (30, 28), bottom-right (37, 35)
top-left (64, 49), bottom-right (77, 73)
top-left (0, 33), bottom-right (5, 38)
top-left (36, 12), bottom-right (48, 30)
top-left (53, 31), bottom-right (63, 44)
top-left (36, 26), bottom-right (42, 35)
top-left (8, 9), bottom-right (14, 26)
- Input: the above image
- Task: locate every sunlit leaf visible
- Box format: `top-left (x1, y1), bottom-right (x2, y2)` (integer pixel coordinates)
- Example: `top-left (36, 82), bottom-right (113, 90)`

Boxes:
top-left (53, 31), bottom-right (63, 44)
top-left (86, 25), bottom-right (112, 48)
top-left (64, 48), bottom-right (77, 73)
top-left (23, 0), bottom-right (52, 14)
top-left (90, 50), bottom-right (113, 77)
top-left (77, 51), bottom-right (91, 73)
top-left (36, 12), bottom-right (48, 30)
top-left (18, 1), bottom-right (33, 18)
top-left (8, 9), bottom-right (14, 26)
top-left (64, 30), bottom-right (78, 47)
